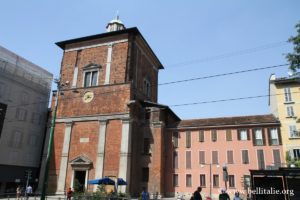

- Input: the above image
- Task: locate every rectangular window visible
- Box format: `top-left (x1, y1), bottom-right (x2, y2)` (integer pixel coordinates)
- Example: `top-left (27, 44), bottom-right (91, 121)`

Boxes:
top-left (227, 150), bottom-right (234, 164)
top-left (10, 131), bottom-right (23, 148)
top-left (84, 71), bottom-right (98, 87)
top-left (257, 149), bottom-right (265, 169)
top-left (242, 150), bottom-right (249, 164)
top-left (31, 113), bottom-right (41, 125)
top-left (0, 82), bottom-right (6, 98)
top-left (238, 129), bottom-right (249, 140)
top-left (254, 128), bottom-right (263, 145)
top-left (142, 167), bottom-right (149, 182)
top-left (293, 149), bottom-right (300, 160)
top-left (213, 174), bottom-right (219, 187)
top-left (229, 175), bottom-right (235, 188)
top-left (15, 108), bottom-right (28, 121)
top-left (211, 130), bottom-right (217, 142)
top-left (21, 92), bottom-right (29, 104)
top-left (173, 151), bottom-right (178, 169)
top-left (212, 151), bottom-right (218, 164)
top-left (200, 174), bottom-right (206, 187)
top-left (289, 125), bottom-right (299, 138)
top-left (273, 149), bottom-right (281, 169)
top-left (143, 138), bottom-right (150, 154)
top-left (287, 106), bottom-right (295, 117)
top-left (173, 174), bottom-right (178, 187)
top-left (199, 130), bottom-right (204, 142)
top-left (0, 103), bottom-right (7, 138)
top-left (226, 129), bottom-right (232, 141)
top-left (284, 87), bottom-right (292, 102)
top-left (173, 132), bottom-right (179, 148)
top-left (243, 175), bottom-right (251, 190)
top-left (269, 128), bottom-right (279, 145)
top-left (186, 131), bottom-right (191, 148)
top-left (199, 151), bottom-right (205, 164)
top-left (186, 174), bottom-right (192, 187)
top-left (28, 134), bottom-right (37, 146)
top-left (186, 151), bottom-right (192, 169)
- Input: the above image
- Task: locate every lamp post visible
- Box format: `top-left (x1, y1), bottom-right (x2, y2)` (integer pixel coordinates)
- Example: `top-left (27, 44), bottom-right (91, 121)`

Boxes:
top-left (200, 163), bottom-right (220, 198)
top-left (222, 164), bottom-right (228, 190)
top-left (41, 79), bottom-right (60, 200)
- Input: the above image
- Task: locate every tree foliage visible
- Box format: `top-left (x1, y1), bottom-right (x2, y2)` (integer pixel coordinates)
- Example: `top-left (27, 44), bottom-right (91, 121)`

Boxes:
top-left (286, 21), bottom-right (300, 71)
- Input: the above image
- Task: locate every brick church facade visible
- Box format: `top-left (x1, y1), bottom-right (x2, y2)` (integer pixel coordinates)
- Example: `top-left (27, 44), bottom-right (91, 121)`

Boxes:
top-left (40, 19), bottom-right (284, 198)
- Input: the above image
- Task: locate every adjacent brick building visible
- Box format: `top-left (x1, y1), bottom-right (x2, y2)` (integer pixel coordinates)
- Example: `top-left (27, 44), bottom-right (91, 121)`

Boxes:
top-left (166, 115), bottom-right (282, 199)
top-left (40, 18), bottom-right (285, 198)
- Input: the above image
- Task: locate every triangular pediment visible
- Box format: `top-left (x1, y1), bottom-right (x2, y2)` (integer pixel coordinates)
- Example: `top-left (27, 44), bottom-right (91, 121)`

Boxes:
top-left (70, 154), bottom-right (92, 165)
top-left (83, 63), bottom-right (101, 70)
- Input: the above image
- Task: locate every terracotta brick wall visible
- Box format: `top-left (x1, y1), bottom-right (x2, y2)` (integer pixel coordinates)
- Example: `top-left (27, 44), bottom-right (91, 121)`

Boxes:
top-left (55, 84), bottom-right (131, 118)
top-left (48, 123), bottom-right (66, 193)
top-left (103, 119), bottom-right (122, 177)
top-left (65, 121), bottom-right (100, 189)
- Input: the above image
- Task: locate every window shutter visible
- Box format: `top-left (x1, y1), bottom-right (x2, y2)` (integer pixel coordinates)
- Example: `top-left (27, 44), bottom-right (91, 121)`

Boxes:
top-left (237, 129), bottom-right (241, 140)
top-left (199, 130), bottom-right (204, 142)
top-left (227, 150), bottom-right (233, 164)
top-left (226, 129), bottom-right (232, 141)
top-left (252, 129), bottom-right (256, 146)
top-left (173, 152), bottom-right (178, 169)
top-left (242, 150), bottom-right (249, 164)
top-left (267, 128), bottom-right (272, 146)
top-left (278, 128), bottom-right (282, 145)
top-left (211, 130), bottom-right (217, 141)
top-left (186, 131), bottom-right (191, 148)
top-left (186, 151), bottom-right (191, 169)
top-left (247, 129), bottom-right (250, 141)
top-left (262, 128), bottom-right (266, 145)
top-left (199, 151), bottom-right (205, 164)
top-left (212, 151), bottom-right (218, 164)
top-left (273, 149), bottom-right (281, 168)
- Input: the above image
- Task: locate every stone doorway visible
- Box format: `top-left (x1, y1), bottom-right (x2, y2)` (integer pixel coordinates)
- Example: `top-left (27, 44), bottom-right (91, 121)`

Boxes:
top-left (70, 154), bottom-right (92, 192)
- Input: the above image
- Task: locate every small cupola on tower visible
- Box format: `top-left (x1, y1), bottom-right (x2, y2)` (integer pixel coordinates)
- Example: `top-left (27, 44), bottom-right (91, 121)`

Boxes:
top-left (106, 16), bottom-right (126, 32)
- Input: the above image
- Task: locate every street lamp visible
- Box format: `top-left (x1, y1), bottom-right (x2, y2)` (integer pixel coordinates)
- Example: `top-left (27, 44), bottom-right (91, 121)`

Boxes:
top-left (200, 163), bottom-right (220, 198)
top-left (41, 79), bottom-right (61, 200)
top-left (222, 164), bottom-right (228, 190)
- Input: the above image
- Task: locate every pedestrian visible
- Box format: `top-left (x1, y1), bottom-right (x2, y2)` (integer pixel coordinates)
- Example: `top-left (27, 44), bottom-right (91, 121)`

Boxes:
top-left (67, 187), bottom-right (73, 200)
top-left (218, 189), bottom-right (230, 200)
top-left (25, 185), bottom-right (32, 200)
top-left (141, 187), bottom-right (149, 200)
top-left (16, 186), bottom-right (21, 200)
top-left (233, 192), bottom-right (242, 200)
top-left (193, 187), bottom-right (202, 200)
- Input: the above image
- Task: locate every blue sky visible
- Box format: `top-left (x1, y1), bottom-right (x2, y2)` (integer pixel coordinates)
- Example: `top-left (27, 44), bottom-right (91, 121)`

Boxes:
top-left (0, 1), bottom-right (299, 119)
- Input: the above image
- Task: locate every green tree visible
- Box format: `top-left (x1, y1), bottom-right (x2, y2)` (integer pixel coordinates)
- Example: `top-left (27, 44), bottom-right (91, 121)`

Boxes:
top-left (286, 21), bottom-right (300, 71)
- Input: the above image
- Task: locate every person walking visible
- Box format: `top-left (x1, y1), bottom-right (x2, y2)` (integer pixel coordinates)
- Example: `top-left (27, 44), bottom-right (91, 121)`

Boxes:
top-left (25, 185), bottom-right (32, 200)
top-left (67, 187), bottom-right (73, 200)
top-left (219, 189), bottom-right (230, 200)
top-left (233, 192), bottom-right (242, 200)
top-left (193, 187), bottom-right (202, 200)
top-left (16, 186), bottom-right (21, 200)
top-left (141, 187), bottom-right (150, 200)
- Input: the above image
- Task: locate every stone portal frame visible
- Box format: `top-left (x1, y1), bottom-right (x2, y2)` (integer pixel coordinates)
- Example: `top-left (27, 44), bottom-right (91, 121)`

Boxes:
top-left (70, 155), bottom-right (93, 191)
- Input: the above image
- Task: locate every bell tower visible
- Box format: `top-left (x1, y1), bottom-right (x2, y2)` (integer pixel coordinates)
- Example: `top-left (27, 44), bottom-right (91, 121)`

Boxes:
top-left (106, 16), bottom-right (126, 32)
top-left (44, 18), bottom-right (165, 196)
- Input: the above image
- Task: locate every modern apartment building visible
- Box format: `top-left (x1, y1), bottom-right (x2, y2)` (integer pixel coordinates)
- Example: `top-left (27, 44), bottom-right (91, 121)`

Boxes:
top-left (0, 45), bottom-right (53, 193)
top-left (269, 74), bottom-right (300, 163)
